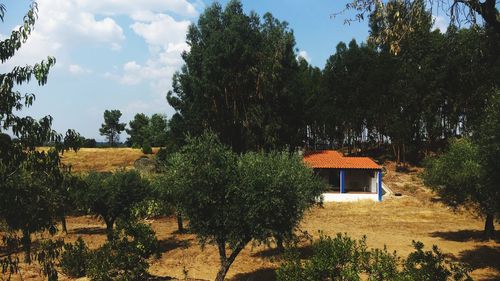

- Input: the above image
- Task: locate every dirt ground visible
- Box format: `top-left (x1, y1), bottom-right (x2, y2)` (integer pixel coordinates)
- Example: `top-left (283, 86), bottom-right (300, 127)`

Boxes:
top-left (4, 149), bottom-right (500, 280)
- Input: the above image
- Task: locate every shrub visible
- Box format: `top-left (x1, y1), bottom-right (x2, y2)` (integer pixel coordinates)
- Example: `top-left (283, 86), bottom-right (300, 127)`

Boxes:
top-left (277, 234), bottom-right (472, 281)
top-left (60, 237), bottom-right (89, 278)
top-left (86, 221), bottom-right (159, 281)
top-left (155, 147), bottom-right (169, 162)
top-left (141, 144), bottom-right (153, 155)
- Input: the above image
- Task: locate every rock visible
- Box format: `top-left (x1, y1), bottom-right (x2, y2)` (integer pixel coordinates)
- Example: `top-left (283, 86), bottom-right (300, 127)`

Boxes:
top-left (134, 156), bottom-right (158, 173)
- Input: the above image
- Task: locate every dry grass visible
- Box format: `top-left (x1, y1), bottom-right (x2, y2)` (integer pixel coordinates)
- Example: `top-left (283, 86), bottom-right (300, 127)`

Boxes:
top-left (38, 147), bottom-right (159, 173)
top-left (6, 150), bottom-right (500, 280)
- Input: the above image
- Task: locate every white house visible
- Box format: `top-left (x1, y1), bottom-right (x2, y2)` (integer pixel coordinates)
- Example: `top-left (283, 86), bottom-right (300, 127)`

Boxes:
top-left (304, 150), bottom-right (383, 202)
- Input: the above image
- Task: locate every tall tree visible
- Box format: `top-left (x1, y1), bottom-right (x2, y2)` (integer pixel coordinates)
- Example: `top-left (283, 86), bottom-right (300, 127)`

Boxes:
top-left (126, 113), bottom-right (150, 147)
top-left (99, 109), bottom-right (126, 147)
top-left (167, 0), bottom-right (302, 153)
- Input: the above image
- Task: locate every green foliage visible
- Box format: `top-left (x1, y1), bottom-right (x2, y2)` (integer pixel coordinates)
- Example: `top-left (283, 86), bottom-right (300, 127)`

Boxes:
top-left (86, 222), bottom-right (159, 281)
top-left (277, 234), bottom-right (472, 281)
top-left (81, 170), bottom-right (151, 240)
top-left (155, 147), bottom-right (169, 162)
top-left (83, 138), bottom-right (97, 148)
top-left (34, 238), bottom-right (65, 281)
top-left (126, 113), bottom-right (169, 148)
top-left (141, 143), bottom-right (153, 154)
top-left (165, 131), bottom-right (323, 281)
top-left (167, 0), bottom-right (304, 152)
top-left (422, 134), bottom-right (499, 238)
top-left (60, 237), bottom-right (90, 278)
top-left (99, 110), bottom-right (126, 147)
top-left (238, 151), bottom-right (326, 244)
top-left (422, 138), bottom-right (482, 208)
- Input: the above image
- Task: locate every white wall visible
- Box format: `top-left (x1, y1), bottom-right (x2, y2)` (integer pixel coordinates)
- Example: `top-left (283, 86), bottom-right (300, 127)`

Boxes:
top-left (322, 193), bottom-right (379, 202)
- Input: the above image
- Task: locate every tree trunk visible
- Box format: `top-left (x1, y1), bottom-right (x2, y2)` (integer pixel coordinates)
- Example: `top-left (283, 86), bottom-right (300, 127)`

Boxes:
top-left (61, 215), bottom-right (68, 234)
top-left (215, 241), bottom-right (247, 281)
top-left (177, 212), bottom-right (184, 233)
top-left (484, 213), bottom-right (495, 239)
top-left (105, 219), bottom-right (114, 241)
top-left (22, 229), bottom-right (31, 263)
top-left (276, 236), bottom-right (284, 252)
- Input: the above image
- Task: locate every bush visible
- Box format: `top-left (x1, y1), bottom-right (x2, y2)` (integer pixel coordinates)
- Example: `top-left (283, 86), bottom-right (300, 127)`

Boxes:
top-left (155, 147), bottom-right (169, 162)
top-left (277, 233), bottom-right (472, 281)
top-left (141, 144), bottom-right (153, 154)
top-left (86, 221), bottom-right (159, 281)
top-left (60, 237), bottom-right (89, 278)
top-left (83, 138), bottom-right (97, 148)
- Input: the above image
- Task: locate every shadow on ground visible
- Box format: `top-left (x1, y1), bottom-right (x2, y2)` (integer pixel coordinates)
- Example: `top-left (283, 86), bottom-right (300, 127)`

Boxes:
top-left (70, 226), bottom-right (107, 235)
top-left (430, 230), bottom-right (500, 243)
top-left (231, 268), bottom-right (276, 281)
top-left (459, 245), bottom-right (500, 271)
top-left (252, 244), bottom-right (313, 259)
top-left (158, 236), bottom-right (192, 253)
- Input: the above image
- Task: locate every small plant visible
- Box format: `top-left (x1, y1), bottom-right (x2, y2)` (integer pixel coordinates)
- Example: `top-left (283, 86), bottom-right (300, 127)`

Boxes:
top-left (60, 237), bottom-right (89, 278)
top-left (141, 143), bottom-right (153, 155)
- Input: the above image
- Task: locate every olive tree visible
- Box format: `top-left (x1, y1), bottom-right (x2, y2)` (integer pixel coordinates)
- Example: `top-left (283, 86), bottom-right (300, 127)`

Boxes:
top-left (422, 137), bottom-right (499, 238)
top-left (82, 170), bottom-right (150, 241)
top-left (168, 132), bottom-right (324, 281)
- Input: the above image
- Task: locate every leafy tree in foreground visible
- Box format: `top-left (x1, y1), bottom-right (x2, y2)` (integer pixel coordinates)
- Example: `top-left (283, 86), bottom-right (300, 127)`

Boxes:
top-left (99, 109), bottom-right (126, 147)
top-left (422, 137), bottom-right (498, 238)
top-left (82, 170), bottom-right (150, 240)
top-left (0, 1), bottom-right (81, 266)
top-left (170, 132), bottom-right (323, 281)
top-left (343, 0), bottom-right (499, 54)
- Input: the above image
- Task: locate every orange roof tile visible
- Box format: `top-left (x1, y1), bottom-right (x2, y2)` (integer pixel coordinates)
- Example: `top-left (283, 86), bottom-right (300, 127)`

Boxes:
top-left (303, 150), bottom-right (381, 170)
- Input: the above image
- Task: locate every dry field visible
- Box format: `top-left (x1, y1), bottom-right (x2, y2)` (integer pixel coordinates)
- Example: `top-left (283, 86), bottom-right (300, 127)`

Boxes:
top-left (5, 148), bottom-right (500, 280)
top-left (39, 147), bottom-right (159, 173)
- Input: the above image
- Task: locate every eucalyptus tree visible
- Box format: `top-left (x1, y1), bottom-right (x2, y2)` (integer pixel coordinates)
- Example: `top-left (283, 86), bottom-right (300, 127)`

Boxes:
top-left (167, 0), bottom-right (303, 153)
top-left (343, 0), bottom-right (499, 54)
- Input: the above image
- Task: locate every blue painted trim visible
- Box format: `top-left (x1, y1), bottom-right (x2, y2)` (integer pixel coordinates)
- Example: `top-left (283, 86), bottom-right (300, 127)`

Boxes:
top-left (378, 170), bottom-right (383, 202)
top-left (340, 169), bottom-right (345, 193)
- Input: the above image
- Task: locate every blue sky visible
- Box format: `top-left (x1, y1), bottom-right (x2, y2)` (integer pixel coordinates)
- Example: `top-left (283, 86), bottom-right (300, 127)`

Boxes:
top-left (0, 0), bottom-right (444, 141)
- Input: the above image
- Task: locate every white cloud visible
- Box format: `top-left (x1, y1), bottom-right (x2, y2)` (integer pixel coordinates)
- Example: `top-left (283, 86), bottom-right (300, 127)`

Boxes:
top-left (433, 15), bottom-right (448, 33)
top-left (76, 0), bottom-right (199, 18)
top-left (297, 50), bottom-right (311, 63)
top-left (108, 11), bottom-right (192, 94)
top-left (0, 0), bottom-right (126, 70)
top-left (68, 64), bottom-right (92, 75)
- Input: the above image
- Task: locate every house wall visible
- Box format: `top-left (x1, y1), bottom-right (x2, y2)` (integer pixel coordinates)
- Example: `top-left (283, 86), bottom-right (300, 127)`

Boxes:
top-left (322, 193), bottom-right (379, 202)
top-left (345, 170), bottom-right (377, 193)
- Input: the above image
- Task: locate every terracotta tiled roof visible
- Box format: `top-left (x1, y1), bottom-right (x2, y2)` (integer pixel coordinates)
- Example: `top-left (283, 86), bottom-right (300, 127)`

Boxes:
top-left (303, 150), bottom-right (381, 170)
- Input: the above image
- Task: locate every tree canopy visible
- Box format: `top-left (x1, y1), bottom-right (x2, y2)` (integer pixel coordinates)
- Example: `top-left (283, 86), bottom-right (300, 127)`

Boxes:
top-left (343, 0), bottom-right (500, 54)
top-left (162, 132), bottom-right (324, 281)
top-left (99, 109), bottom-right (126, 147)
top-left (167, 0), bottom-right (305, 153)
